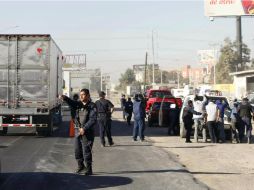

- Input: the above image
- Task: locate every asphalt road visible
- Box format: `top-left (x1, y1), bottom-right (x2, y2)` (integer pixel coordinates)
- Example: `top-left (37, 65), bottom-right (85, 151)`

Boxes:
top-left (0, 110), bottom-right (209, 190)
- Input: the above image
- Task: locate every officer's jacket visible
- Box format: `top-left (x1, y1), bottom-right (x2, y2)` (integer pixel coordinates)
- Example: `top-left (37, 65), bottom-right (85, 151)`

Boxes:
top-left (95, 98), bottom-right (114, 119)
top-left (125, 101), bottom-right (133, 112)
top-left (63, 96), bottom-right (97, 139)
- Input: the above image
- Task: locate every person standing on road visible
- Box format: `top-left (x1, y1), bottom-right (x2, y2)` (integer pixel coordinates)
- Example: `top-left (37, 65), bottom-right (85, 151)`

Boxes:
top-left (70, 94), bottom-right (79, 120)
top-left (238, 97), bottom-right (253, 144)
top-left (182, 100), bottom-right (201, 143)
top-left (205, 100), bottom-right (219, 143)
top-left (59, 89), bottom-right (96, 175)
top-left (168, 103), bottom-right (179, 136)
top-left (193, 95), bottom-right (207, 142)
top-left (215, 99), bottom-right (229, 143)
top-left (124, 97), bottom-right (133, 125)
top-left (230, 100), bottom-right (240, 143)
top-left (95, 91), bottom-right (114, 147)
top-left (133, 94), bottom-right (146, 141)
top-left (120, 94), bottom-right (127, 120)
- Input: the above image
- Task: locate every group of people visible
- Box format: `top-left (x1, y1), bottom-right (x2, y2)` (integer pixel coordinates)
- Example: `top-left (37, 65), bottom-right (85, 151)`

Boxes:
top-left (183, 95), bottom-right (253, 144)
top-left (120, 94), bottom-right (146, 141)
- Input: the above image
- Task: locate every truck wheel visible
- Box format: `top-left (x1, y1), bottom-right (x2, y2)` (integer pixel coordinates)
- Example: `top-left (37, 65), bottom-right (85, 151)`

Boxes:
top-left (148, 120), bottom-right (153, 127)
top-left (36, 114), bottom-right (53, 137)
top-left (0, 127), bottom-right (8, 135)
top-left (180, 123), bottom-right (186, 138)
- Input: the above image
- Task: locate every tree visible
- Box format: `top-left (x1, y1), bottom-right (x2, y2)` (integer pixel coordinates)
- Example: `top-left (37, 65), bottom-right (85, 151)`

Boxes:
top-left (216, 38), bottom-right (251, 84)
top-left (116, 68), bottom-right (136, 91)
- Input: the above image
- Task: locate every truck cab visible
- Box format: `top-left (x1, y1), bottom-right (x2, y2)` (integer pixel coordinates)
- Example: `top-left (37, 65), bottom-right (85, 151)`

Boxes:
top-left (145, 89), bottom-right (182, 112)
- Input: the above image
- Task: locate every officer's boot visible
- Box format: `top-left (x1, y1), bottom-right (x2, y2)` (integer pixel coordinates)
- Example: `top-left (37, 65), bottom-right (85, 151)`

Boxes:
top-left (85, 163), bottom-right (93, 175)
top-left (75, 160), bottom-right (86, 174)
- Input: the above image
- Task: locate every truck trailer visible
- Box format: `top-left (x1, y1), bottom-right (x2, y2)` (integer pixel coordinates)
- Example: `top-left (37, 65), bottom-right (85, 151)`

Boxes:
top-left (0, 34), bottom-right (63, 136)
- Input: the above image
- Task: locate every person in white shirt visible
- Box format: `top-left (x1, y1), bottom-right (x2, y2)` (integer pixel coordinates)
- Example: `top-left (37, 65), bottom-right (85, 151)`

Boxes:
top-left (205, 100), bottom-right (219, 143)
top-left (193, 95), bottom-right (206, 142)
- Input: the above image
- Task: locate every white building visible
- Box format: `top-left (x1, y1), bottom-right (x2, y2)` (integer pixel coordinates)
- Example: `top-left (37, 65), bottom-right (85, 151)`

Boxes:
top-left (230, 70), bottom-right (254, 99)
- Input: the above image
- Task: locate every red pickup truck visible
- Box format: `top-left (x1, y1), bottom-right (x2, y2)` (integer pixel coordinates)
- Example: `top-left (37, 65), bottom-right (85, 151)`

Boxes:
top-left (145, 89), bottom-right (182, 112)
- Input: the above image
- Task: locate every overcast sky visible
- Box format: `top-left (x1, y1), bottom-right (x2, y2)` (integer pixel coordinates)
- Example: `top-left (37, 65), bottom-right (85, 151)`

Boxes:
top-left (0, 1), bottom-right (253, 83)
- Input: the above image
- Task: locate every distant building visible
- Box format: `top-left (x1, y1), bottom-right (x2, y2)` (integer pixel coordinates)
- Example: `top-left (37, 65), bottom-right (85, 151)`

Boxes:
top-left (133, 64), bottom-right (159, 83)
top-left (181, 65), bottom-right (191, 78)
top-left (181, 65), bottom-right (205, 85)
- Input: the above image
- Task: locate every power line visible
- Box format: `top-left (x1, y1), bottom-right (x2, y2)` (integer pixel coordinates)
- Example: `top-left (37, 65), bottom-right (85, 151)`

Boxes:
top-left (56, 36), bottom-right (147, 41)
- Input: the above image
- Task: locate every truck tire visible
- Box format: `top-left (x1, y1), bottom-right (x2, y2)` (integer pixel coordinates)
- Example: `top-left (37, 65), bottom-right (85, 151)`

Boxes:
top-left (36, 114), bottom-right (53, 137)
top-left (148, 119), bottom-right (153, 127)
top-left (180, 123), bottom-right (186, 138)
top-left (0, 127), bottom-right (8, 135)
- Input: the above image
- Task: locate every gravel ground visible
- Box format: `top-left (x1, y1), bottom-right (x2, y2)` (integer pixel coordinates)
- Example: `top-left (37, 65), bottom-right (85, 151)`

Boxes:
top-left (149, 136), bottom-right (254, 190)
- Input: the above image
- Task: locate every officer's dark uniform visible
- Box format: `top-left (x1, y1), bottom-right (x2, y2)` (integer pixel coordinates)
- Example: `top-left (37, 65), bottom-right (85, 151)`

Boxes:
top-left (120, 96), bottom-right (127, 119)
top-left (70, 94), bottom-right (79, 120)
top-left (168, 105), bottom-right (180, 136)
top-left (95, 93), bottom-right (114, 147)
top-left (63, 96), bottom-right (97, 174)
top-left (124, 98), bottom-right (133, 125)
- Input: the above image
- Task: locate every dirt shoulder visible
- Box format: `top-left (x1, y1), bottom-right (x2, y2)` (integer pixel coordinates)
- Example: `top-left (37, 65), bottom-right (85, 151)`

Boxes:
top-left (149, 136), bottom-right (254, 190)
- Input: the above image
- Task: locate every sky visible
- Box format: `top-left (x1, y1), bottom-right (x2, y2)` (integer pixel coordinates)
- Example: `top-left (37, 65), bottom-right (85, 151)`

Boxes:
top-left (0, 1), bottom-right (253, 83)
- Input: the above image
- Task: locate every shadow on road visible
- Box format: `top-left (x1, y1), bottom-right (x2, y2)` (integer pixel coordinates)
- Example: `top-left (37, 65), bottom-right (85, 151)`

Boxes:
top-left (97, 169), bottom-right (189, 175)
top-left (114, 144), bottom-right (152, 147)
top-left (190, 171), bottom-right (242, 175)
top-left (0, 172), bottom-right (133, 190)
top-left (0, 145), bottom-right (8, 148)
top-left (156, 145), bottom-right (216, 149)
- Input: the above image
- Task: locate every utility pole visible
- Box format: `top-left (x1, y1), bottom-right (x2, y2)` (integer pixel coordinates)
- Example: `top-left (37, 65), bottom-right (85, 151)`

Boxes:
top-left (100, 68), bottom-right (103, 91)
top-left (160, 70), bottom-right (163, 84)
top-left (144, 52), bottom-right (148, 93)
top-left (177, 71), bottom-right (180, 89)
top-left (152, 30), bottom-right (155, 85)
top-left (236, 16), bottom-right (242, 70)
top-left (85, 54), bottom-right (87, 67)
top-left (209, 43), bottom-right (219, 85)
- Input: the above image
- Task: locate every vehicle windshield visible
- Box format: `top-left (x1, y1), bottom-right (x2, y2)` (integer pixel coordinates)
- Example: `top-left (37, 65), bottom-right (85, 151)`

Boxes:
top-left (152, 102), bottom-right (172, 110)
top-left (150, 91), bottom-right (171, 98)
top-left (183, 96), bottom-right (228, 107)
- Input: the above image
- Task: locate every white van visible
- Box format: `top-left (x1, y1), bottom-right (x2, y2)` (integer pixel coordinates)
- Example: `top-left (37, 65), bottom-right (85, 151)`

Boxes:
top-left (179, 95), bottom-right (232, 138)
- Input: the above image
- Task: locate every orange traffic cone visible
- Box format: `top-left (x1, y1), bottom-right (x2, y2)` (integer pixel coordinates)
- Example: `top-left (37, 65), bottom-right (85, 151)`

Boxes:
top-left (69, 119), bottom-right (75, 137)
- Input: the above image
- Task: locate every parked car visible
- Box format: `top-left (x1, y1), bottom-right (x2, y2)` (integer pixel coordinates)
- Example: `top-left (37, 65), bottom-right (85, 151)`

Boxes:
top-left (147, 101), bottom-right (180, 135)
top-left (179, 95), bottom-right (232, 139)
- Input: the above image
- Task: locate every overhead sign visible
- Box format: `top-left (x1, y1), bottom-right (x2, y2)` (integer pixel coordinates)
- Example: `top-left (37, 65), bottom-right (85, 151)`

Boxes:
top-left (197, 50), bottom-right (217, 65)
top-left (205, 0), bottom-right (254, 16)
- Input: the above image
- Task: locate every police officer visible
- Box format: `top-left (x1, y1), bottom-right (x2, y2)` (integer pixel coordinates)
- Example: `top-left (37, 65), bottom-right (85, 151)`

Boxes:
top-left (182, 100), bottom-right (201, 143)
top-left (124, 97), bottom-right (133, 125)
top-left (70, 94), bottom-right (79, 120)
top-left (238, 97), bottom-right (253, 144)
top-left (95, 91), bottom-right (114, 147)
top-left (133, 94), bottom-right (146, 141)
top-left (120, 94), bottom-right (127, 120)
top-left (59, 89), bottom-right (96, 175)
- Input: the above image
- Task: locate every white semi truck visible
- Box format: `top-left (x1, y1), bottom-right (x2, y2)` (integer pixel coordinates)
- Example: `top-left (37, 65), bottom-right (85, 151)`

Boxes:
top-left (0, 34), bottom-right (63, 136)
